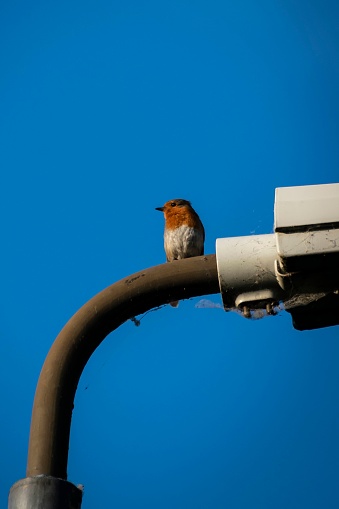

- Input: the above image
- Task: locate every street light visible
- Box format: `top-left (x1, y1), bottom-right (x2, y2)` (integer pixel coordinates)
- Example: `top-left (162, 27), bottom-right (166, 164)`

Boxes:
top-left (8, 184), bottom-right (339, 508)
top-left (216, 183), bottom-right (339, 329)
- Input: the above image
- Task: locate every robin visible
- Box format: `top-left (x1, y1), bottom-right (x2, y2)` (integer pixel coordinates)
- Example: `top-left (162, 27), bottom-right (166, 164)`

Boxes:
top-left (156, 198), bottom-right (205, 306)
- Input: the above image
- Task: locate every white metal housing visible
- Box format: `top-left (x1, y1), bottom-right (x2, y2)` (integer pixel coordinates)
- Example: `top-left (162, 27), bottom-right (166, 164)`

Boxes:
top-left (274, 183), bottom-right (339, 262)
top-left (216, 183), bottom-right (339, 329)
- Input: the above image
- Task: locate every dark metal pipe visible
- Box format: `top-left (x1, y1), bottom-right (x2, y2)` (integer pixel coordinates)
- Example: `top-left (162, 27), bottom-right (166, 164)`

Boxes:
top-left (8, 476), bottom-right (83, 509)
top-left (27, 255), bottom-right (219, 479)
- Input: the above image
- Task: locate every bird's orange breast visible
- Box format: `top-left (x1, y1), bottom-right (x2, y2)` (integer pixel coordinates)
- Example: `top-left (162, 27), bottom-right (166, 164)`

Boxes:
top-left (164, 207), bottom-right (202, 230)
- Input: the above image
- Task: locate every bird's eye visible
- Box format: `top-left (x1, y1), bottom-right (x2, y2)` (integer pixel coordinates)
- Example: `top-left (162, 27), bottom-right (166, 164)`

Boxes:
top-left (170, 202), bottom-right (176, 207)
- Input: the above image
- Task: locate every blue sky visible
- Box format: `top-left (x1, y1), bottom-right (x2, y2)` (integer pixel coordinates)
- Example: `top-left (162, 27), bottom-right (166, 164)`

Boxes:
top-left (2, 1), bottom-right (339, 508)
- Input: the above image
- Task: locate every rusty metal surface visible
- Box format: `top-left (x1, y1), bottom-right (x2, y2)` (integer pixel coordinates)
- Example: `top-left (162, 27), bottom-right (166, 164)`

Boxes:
top-left (27, 255), bottom-right (219, 479)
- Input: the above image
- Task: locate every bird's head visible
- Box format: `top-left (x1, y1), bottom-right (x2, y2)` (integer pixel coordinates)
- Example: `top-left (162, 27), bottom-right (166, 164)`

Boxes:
top-left (155, 199), bottom-right (192, 217)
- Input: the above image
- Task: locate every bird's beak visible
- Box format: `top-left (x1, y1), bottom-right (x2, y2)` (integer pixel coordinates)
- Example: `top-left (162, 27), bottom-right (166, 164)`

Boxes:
top-left (155, 207), bottom-right (164, 212)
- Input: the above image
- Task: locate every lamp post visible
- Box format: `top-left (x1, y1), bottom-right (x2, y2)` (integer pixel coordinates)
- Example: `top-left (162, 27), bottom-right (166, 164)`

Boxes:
top-left (8, 183), bottom-right (339, 508)
top-left (9, 255), bottom-right (219, 509)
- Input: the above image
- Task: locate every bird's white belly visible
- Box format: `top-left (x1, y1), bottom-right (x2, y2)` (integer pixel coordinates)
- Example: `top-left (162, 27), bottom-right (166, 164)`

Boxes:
top-left (164, 225), bottom-right (204, 261)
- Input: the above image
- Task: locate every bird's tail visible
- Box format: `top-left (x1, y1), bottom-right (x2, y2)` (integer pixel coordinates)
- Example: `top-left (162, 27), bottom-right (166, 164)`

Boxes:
top-left (170, 300), bottom-right (179, 308)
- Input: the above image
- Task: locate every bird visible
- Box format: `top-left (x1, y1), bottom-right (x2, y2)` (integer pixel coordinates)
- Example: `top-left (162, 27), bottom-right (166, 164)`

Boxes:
top-left (155, 198), bottom-right (205, 306)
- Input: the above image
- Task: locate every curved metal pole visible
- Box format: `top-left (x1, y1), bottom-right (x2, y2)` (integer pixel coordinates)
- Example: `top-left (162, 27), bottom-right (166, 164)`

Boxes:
top-left (27, 255), bottom-right (219, 479)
